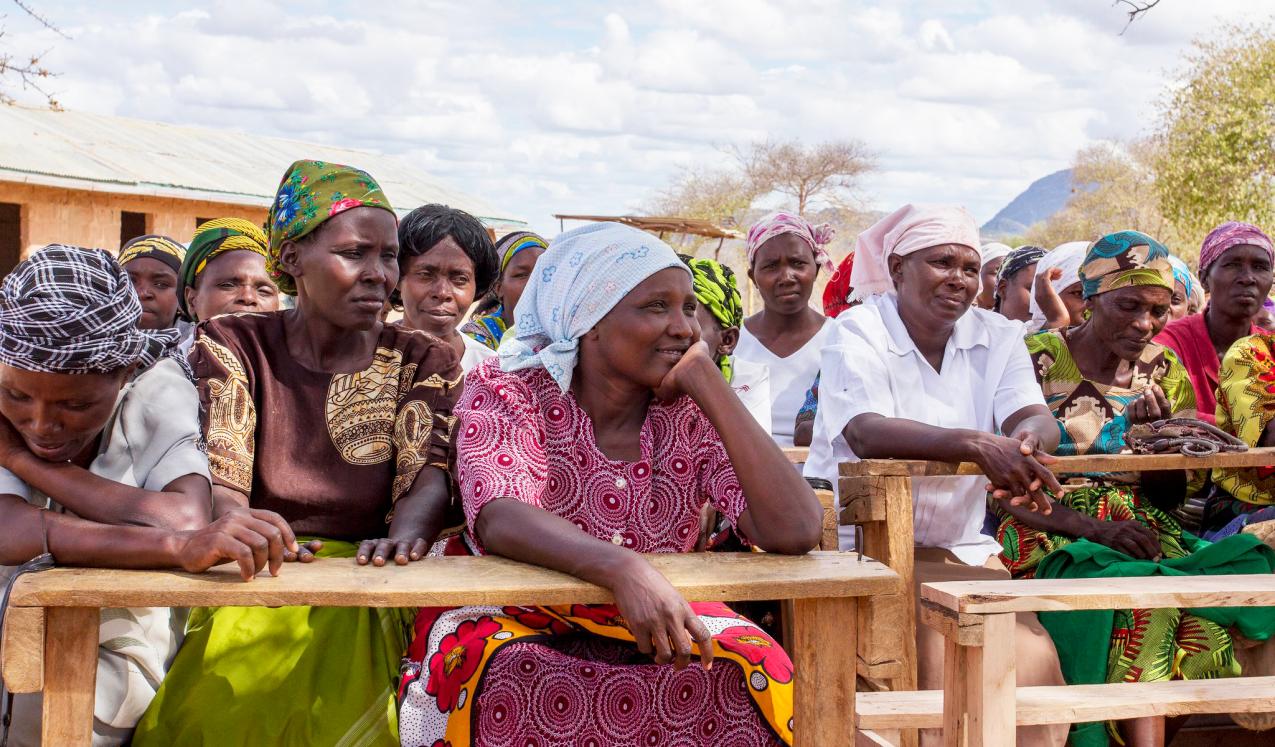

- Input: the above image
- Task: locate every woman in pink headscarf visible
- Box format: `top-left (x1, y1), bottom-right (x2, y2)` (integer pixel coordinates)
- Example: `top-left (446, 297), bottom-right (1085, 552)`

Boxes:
top-left (735, 211), bottom-right (839, 448)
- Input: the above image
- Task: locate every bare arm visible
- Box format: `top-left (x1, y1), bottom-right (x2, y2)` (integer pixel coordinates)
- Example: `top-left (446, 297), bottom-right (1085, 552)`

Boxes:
top-left (357, 466), bottom-right (452, 566)
top-left (1034, 268), bottom-right (1071, 330)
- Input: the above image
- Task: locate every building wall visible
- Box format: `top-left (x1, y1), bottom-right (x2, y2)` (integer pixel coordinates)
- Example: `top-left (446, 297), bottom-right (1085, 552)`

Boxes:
top-left (0, 180), bottom-right (268, 269)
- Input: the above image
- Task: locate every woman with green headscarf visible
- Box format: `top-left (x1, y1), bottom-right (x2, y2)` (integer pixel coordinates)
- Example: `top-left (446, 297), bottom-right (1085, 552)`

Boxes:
top-left (178, 218), bottom-right (280, 324)
top-left (134, 160), bottom-right (463, 746)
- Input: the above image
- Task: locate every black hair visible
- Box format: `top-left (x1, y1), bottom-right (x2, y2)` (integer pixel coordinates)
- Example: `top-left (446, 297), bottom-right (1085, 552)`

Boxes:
top-left (397, 204), bottom-right (500, 300)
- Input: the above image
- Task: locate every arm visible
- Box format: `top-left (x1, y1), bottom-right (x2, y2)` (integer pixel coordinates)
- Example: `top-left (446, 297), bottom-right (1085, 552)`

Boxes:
top-left (663, 343), bottom-right (821, 554)
top-left (357, 466), bottom-right (452, 566)
top-left (995, 495), bottom-right (1161, 560)
top-left (1033, 268), bottom-right (1071, 330)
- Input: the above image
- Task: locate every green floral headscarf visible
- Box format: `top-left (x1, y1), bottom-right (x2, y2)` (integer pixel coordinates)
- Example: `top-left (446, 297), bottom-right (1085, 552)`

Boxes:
top-left (266, 159), bottom-right (394, 295)
top-left (682, 255), bottom-right (744, 382)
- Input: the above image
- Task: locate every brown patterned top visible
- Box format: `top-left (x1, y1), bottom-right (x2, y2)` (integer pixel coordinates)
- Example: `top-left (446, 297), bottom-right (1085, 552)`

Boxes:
top-left (192, 311), bottom-right (462, 540)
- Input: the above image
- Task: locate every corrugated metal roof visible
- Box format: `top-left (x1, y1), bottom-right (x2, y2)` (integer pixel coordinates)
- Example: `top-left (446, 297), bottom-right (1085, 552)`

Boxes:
top-left (0, 105), bottom-right (526, 229)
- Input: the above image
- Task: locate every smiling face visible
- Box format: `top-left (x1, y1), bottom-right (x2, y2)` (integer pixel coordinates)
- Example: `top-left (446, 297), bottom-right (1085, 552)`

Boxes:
top-left (748, 234), bottom-right (818, 315)
top-left (581, 267), bottom-right (698, 391)
top-left (124, 257), bottom-right (180, 330)
top-left (0, 364), bottom-right (128, 463)
top-left (890, 243), bottom-right (981, 328)
top-left (1203, 244), bottom-right (1274, 321)
top-left (281, 206), bottom-right (400, 332)
top-left (1086, 285), bottom-right (1172, 361)
top-left (186, 250), bottom-right (280, 322)
top-left (399, 237), bottom-right (478, 339)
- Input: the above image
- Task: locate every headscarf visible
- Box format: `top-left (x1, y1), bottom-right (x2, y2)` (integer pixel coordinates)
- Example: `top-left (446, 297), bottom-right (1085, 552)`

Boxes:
top-left (0, 245), bottom-right (183, 375)
top-left (118, 235), bottom-right (185, 275)
top-left (1199, 221), bottom-right (1275, 275)
top-left (1167, 255), bottom-right (1204, 310)
top-left (996, 245), bottom-right (1047, 285)
top-left (848, 204), bottom-right (981, 300)
top-left (1027, 241), bottom-right (1088, 328)
top-left (746, 211), bottom-right (835, 273)
top-left (266, 159), bottom-right (394, 295)
top-left (496, 231), bottom-right (549, 273)
top-left (683, 256), bottom-right (744, 382)
top-left (980, 242), bottom-right (1013, 268)
top-left (822, 252), bottom-right (855, 317)
top-left (178, 218), bottom-right (270, 319)
top-left (1079, 230), bottom-right (1174, 299)
top-left (500, 222), bottom-right (688, 392)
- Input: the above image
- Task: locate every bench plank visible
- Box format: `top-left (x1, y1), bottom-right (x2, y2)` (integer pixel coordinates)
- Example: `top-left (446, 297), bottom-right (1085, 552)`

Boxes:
top-left (857, 676), bottom-right (1275, 729)
top-left (1, 604), bottom-right (43, 692)
top-left (41, 607), bottom-right (97, 747)
top-left (9, 552), bottom-right (898, 609)
top-left (922, 574), bottom-right (1275, 615)
top-left (837, 447), bottom-right (1275, 478)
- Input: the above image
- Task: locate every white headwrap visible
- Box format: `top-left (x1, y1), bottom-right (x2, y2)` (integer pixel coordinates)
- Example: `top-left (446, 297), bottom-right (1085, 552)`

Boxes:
top-left (848, 204), bottom-right (982, 300)
top-left (1027, 241), bottom-right (1089, 330)
top-left (980, 242), bottom-right (1012, 267)
top-left (499, 222), bottom-right (689, 392)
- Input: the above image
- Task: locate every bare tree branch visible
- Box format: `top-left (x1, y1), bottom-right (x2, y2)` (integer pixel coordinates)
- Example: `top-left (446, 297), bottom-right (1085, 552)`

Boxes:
top-left (1115, 0), bottom-right (1162, 35)
top-left (0, 2), bottom-right (64, 108)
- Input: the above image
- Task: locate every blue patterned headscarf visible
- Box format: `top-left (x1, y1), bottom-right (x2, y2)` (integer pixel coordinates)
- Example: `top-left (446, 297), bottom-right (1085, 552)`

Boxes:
top-left (1079, 230), bottom-right (1174, 299)
top-left (1167, 255), bottom-right (1204, 310)
top-left (499, 222), bottom-right (688, 391)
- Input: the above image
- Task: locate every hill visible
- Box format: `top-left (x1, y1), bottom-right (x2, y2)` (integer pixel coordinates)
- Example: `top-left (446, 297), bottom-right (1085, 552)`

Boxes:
top-left (981, 169), bottom-right (1076, 239)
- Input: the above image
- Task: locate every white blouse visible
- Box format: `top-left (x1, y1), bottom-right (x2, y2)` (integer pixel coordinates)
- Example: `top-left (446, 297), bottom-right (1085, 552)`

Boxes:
top-left (460, 333), bottom-right (498, 373)
top-left (804, 294), bottom-right (1046, 565)
top-left (735, 316), bottom-right (836, 448)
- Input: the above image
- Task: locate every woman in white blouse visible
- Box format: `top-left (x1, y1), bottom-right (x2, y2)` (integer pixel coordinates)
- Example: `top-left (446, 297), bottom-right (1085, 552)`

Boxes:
top-left (805, 204), bottom-right (1067, 747)
top-left (735, 211), bottom-right (838, 447)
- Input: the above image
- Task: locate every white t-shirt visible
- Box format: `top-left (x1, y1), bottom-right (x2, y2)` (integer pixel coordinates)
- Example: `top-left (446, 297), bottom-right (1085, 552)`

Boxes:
top-left (803, 294), bottom-right (1046, 565)
top-left (461, 333), bottom-right (498, 373)
top-left (729, 357), bottom-right (771, 429)
top-left (735, 316), bottom-right (836, 448)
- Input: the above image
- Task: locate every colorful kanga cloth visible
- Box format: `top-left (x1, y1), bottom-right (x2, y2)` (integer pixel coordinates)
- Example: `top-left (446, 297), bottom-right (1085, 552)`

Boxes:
top-left (1210, 332), bottom-right (1275, 536)
top-left (685, 255), bottom-right (744, 381)
top-left (1155, 311), bottom-right (1265, 426)
top-left (396, 359), bottom-right (792, 746)
top-left (132, 540), bottom-right (416, 747)
top-left (1078, 230), bottom-right (1174, 299)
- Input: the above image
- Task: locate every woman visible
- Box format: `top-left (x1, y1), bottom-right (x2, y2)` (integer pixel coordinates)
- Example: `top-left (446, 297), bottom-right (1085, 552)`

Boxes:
top-left (461, 230), bottom-right (548, 351)
top-left (135, 161), bottom-right (463, 746)
top-left (976, 241), bottom-right (1012, 309)
top-left (1207, 332), bottom-right (1275, 536)
top-left (1166, 255), bottom-right (1204, 322)
top-left (1156, 222), bottom-right (1274, 425)
top-left (1029, 241), bottom-right (1088, 331)
top-left (804, 204), bottom-right (1067, 747)
top-left (990, 230), bottom-right (1252, 747)
top-left (397, 222), bottom-right (822, 746)
top-left (396, 204), bottom-right (501, 372)
top-left (119, 234), bottom-right (187, 332)
top-left (178, 218), bottom-right (280, 326)
top-left (683, 255), bottom-right (770, 427)
top-left (735, 211), bottom-right (838, 448)
top-left (994, 244), bottom-right (1046, 322)
top-left (0, 246), bottom-right (293, 746)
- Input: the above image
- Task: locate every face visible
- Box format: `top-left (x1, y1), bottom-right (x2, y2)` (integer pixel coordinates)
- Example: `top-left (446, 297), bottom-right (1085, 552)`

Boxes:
top-left (399, 237), bottom-right (478, 338)
top-left (281, 207), bottom-right (400, 332)
top-left (125, 257), bottom-right (180, 330)
top-left (497, 246), bottom-right (546, 318)
top-left (977, 257), bottom-right (1004, 308)
top-left (1203, 244), bottom-right (1274, 321)
top-left (1168, 280), bottom-right (1190, 322)
top-left (748, 234), bottom-right (818, 315)
top-left (186, 250), bottom-right (280, 322)
top-left (693, 304), bottom-right (740, 363)
top-left (996, 263), bottom-right (1036, 321)
top-left (582, 268), bottom-right (697, 390)
top-left (0, 364), bottom-right (127, 463)
top-left (890, 243), bottom-right (981, 328)
top-left (1086, 285), bottom-right (1172, 361)
top-left (1059, 281), bottom-right (1087, 326)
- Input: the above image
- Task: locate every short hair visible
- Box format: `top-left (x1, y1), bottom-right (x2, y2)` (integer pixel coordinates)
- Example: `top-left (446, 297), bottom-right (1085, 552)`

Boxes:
top-left (397, 204), bottom-right (499, 299)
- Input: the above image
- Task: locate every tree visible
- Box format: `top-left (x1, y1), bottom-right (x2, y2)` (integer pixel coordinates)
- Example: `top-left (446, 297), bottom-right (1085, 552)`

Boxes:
top-left (731, 139), bottom-right (876, 216)
top-left (0, 1), bottom-right (65, 108)
top-left (1114, 0), bottom-right (1162, 34)
top-left (1153, 25), bottom-right (1275, 242)
top-left (646, 165), bottom-right (759, 258)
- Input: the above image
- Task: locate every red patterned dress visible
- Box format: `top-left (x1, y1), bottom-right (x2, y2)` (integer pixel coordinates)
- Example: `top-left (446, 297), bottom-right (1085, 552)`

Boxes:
top-left (397, 359), bottom-right (792, 747)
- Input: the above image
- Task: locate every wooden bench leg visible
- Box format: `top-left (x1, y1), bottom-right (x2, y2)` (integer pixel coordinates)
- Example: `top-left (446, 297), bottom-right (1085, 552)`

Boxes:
top-left (793, 596), bottom-right (857, 746)
top-left (942, 612), bottom-right (1014, 747)
top-left (41, 607), bottom-right (98, 747)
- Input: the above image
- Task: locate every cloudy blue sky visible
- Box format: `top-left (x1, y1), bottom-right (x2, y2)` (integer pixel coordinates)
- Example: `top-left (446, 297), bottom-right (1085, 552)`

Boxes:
top-left (6, 0), bottom-right (1273, 234)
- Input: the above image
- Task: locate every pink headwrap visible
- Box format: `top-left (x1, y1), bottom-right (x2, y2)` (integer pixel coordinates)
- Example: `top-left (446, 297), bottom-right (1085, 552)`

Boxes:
top-left (1199, 221), bottom-right (1274, 274)
top-left (847, 204), bottom-right (981, 300)
top-left (745, 211), bottom-right (835, 273)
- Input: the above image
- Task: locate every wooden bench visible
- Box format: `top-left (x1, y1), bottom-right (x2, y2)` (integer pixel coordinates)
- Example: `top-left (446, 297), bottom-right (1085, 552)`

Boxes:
top-left (0, 551), bottom-right (897, 746)
top-left (883, 574), bottom-right (1275, 746)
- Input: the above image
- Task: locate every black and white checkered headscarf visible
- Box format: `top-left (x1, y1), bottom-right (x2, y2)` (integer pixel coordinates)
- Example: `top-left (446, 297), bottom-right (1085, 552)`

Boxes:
top-left (0, 245), bottom-right (184, 375)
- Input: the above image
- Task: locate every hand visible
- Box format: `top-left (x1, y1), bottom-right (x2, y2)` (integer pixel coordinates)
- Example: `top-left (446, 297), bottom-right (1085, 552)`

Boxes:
top-left (357, 537), bottom-right (430, 566)
top-left (0, 413), bottom-right (28, 468)
top-left (173, 508), bottom-right (300, 581)
top-left (1080, 519), bottom-right (1162, 560)
top-left (976, 431), bottom-right (1060, 515)
top-left (1126, 385), bottom-right (1171, 425)
top-left (216, 505), bottom-right (322, 562)
top-left (654, 341), bottom-right (719, 402)
top-left (694, 503), bottom-right (717, 552)
top-left (610, 556), bottom-right (714, 671)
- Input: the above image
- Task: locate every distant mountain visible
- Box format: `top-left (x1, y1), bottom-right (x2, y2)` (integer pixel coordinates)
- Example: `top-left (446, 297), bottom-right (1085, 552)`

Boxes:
top-left (981, 169), bottom-right (1078, 239)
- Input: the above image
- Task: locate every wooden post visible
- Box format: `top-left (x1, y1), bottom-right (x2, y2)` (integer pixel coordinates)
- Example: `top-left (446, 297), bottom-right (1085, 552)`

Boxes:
top-left (793, 596), bottom-right (857, 746)
top-left (942, 612), bottom-right (1015, 747)
top-left (41, 606), bottom-right (99, 747)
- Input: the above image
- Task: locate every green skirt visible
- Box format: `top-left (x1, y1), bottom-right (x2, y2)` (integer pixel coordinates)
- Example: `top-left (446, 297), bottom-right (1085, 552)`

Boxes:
top-left (132, 540), bottom-right (414, 747)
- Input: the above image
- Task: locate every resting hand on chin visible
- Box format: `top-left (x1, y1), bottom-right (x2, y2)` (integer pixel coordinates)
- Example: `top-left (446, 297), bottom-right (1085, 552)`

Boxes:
top-left (654, 341), bottom-right (718, 401)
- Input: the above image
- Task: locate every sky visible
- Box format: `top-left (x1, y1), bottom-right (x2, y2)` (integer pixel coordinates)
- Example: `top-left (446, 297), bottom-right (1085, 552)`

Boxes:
top-left (4, 0), bottom-right (1274, 235)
